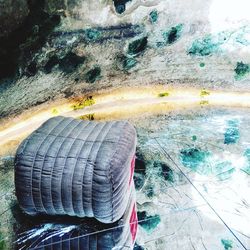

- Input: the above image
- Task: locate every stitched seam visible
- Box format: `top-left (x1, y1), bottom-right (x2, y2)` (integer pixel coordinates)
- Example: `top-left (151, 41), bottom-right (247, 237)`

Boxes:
top-left (30, 117), bottom-right (66, 212)
top-left (78, 122), bottom-right (99, 216)
top-left (68, 120), bottom-right (91, 216)
top-left (51, 119), bottom-right (85, 215)
top-left (40, 118), bottom-right (77, 214)
top-left (108, 121), bottom-right (128, 222)
top-left (34, 130), bottom-right (117, 143)
top-left (55, 119), bottom-right (83, 214)
top-left (83, 122), bottom-right (107, 217)
top-left (89, 121), bottom-right (116, 220)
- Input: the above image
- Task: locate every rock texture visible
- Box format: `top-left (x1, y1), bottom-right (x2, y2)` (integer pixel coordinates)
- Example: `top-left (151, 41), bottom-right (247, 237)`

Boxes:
top-left (0, 0), bottom-right (29, 38)
top-left (0, 0), bottom-right (249, 117)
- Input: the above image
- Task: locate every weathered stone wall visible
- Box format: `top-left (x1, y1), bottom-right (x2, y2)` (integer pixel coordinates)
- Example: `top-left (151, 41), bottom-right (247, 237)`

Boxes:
top-left (0, 0), bottom-right (250, 118)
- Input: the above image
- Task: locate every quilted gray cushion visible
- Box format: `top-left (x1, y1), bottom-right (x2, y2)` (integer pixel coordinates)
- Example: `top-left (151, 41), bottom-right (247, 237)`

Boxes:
top-left (16, 185), bottom-right (137, 250)
top-left (15, 116), bottom-right (137, 223)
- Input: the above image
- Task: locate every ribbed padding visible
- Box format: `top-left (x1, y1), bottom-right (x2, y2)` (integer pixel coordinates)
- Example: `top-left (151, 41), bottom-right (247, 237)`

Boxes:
top-left (16, 186), bottom-right (137, 250)
top-left (15, 116), bottom-right (137, 223)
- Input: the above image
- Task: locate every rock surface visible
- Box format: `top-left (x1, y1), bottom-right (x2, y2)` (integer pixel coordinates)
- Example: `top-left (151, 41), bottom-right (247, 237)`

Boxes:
top-left (1, 0), bottom-right (249, 119)
top-left (0, 0), bottom-right (29, 38)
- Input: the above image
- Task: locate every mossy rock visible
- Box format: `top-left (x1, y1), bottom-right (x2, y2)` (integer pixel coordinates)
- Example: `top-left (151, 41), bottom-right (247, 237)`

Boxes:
top-left (180, 147), bottom-right (211, 174)
top-left (113, 0), bottom-right (132, 14)
top-left (162, 24), bottom-right (183, 45)
top-left (224, 120), bottom-right (240, 145)
top-left (221, 239), bottom-right (233, 250)
top-left (234, 61), bottom-right (250, 80)
top-left (149, 10), bottom-right (158, 24)
top-left (84, 66), bottom-right (102, 83)
top-left (134, 173), bottom-right (145, 190)
top-left (137, 211), bottom-right (161, 233)
top-left (59, 52), bottom-right (86, 74)
top-left (127, 37), bottom-right (148, 57)
top-left (154, 161), bottom-right (174, 182)
top-left (116, 54), bottom-right (137, 71)
top-left (44, 55), bottom-right (60, 74)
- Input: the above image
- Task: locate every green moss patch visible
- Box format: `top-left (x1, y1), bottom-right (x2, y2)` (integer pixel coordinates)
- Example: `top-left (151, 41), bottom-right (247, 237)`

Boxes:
top-left (127, 37), bottom-right (148, 56)
top-left (44, 52), bottom-right (85, 74)
top-left (145, 186), bottom-right (154, 198)
top-left (224, 120), bottom-right (240, 145)
top-left (134, 173), bottom-right (145, 190)
top-left (0, 232), bottom-right (6, 250)
top-left (137, 211), bottom-right (161, 233)
top-left (149, 10), bottom-right (158, 24)
top-left (154, 161), bottom-right (174, 182)
top-left (85, 29), bottom-right (101, 42)
top-left (180, 148), bottom-right (211, 174)
top-left (221, 239), bottom-right (233, 250)
top-left (188, 32), bottom-right (230, 56)
top-left (234, 61), bottom-right (250, 80)
top-left (84, 66), bottom-right (101, 83)
top-left (117, 54), bottom-right (137, 71)
top-left (59, 52), bottom-right (86, 73)
top-left (113, 0), bottom-right (132, 14)
top-left (214, 162), bottom-right (235, 181)
top-left (241, 149), bottom-right (250, 175)
top-left (163, 24), bottom-right (183, 45)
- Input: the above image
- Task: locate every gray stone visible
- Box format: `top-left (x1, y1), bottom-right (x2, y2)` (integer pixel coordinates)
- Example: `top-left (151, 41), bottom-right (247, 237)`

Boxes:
top-left (0, 0), bottom-right (29, 38)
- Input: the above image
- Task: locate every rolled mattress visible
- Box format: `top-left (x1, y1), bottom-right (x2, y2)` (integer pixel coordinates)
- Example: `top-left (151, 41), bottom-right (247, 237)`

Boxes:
top-left (15, 116), bottom-right (137, 223)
